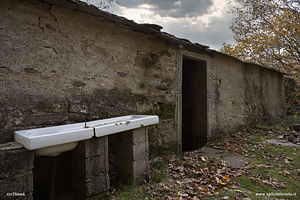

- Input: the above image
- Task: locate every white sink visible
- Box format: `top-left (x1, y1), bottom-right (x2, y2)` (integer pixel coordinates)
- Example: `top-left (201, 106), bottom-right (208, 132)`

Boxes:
top-left (86, 115), bottom-right (159, 137)
top-left (14, 115), bottom-right (159, 156)
top-left (14, 123), bottom-right (94, 156)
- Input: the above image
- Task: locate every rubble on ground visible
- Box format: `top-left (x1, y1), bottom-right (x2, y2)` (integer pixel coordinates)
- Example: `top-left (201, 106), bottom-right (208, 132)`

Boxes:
top-left (284, 124), bottom-right (300, 145)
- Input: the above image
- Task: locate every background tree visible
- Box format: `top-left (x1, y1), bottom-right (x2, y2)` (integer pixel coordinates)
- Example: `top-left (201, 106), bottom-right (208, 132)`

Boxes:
top-left (222, 0), bottom-right (300, 111)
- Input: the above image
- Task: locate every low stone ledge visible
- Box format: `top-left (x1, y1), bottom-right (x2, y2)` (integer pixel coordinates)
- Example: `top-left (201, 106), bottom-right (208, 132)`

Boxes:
top-left (0, 171), bottom-right (33, 200)
top-left (0, 142), bottom-right (34, 179)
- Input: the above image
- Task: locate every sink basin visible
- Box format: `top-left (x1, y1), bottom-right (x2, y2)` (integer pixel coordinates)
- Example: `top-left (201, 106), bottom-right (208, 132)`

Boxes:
top-left (14, 123), bottom-right (94, 156)
top-left (14, 115), bottom-right (159, 156)
top-left (86, 115), bottom-right (159, 137)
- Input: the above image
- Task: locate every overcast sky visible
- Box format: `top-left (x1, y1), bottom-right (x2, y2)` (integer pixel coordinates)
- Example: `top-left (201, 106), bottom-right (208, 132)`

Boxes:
top-left (88, 0), bottom-right (237, 50)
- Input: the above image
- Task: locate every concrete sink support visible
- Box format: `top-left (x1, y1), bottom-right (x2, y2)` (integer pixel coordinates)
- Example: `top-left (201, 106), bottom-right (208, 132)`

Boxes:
top-left (115, 128), bottom-right (150, 185)
top-left (14, 123), bottom-right (94, 156)
top-left (86, 115), bottom-right (159, 185)
top-left (72, 115), bottom-right (158, 199)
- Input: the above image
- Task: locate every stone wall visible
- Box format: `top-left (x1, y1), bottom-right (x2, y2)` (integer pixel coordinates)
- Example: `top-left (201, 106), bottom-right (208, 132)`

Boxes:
top-left (209, 53), bottom-right (286, 139)
top-left (284, 76), bottom-right (300, 114)
top-left (0, 0), bottom-right (179, 155)
top-left (0, 142), bottom-right (34, 200)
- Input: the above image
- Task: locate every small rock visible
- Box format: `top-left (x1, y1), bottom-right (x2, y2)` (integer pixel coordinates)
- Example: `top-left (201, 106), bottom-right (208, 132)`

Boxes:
top-left (291, 130), bottom-right (299, 137)
top-left (293, 124), bottom-right (300, 131)
top-left (292, 138), bottom-right (300, 144)
top-left (287, 135), bottom-right (296, 142)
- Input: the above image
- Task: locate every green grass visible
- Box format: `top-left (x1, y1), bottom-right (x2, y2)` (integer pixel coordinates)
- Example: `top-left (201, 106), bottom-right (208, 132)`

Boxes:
top-left (204, 113), bottom-right (300, 200)
top-left (151, 171), bottom-right (167, 183)
top-left (151, 159), bottom-right (168, 170)
top-left (113, 184), bottom-right (143, 200)
top-left (230, 114), bottom-right (300, 199)
top-left (238, 142), bottom-right (300, 199)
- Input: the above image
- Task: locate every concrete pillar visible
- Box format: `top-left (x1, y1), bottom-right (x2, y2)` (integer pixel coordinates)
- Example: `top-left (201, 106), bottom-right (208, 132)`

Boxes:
top-left (0, 142), bottom-right (34, 200)
top-left (72, 137), bottom-right (110, 200)
top-left (115, 127), bottom-right (149, 185)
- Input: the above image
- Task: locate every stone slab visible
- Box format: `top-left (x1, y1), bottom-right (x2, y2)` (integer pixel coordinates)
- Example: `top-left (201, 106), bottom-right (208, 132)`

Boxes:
top-left (201, 147), bottom-right (225, 159)
top-left (265, 139), bottom-right (300, 147)
top-left (201, 147), bottom-right (248, 168)
top-left (223, 156), bottom-right (248, 168)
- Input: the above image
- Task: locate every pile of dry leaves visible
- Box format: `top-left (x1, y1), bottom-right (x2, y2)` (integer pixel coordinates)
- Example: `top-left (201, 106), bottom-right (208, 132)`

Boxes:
top-left (144, 150), bottom-right (247, 199)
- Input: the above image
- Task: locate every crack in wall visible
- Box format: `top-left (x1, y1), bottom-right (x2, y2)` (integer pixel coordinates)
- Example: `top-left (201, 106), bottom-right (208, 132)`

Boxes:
top-left (49, 6), bottom-right (57, 21)
top-left (38, 17), bottom-right (44, 32)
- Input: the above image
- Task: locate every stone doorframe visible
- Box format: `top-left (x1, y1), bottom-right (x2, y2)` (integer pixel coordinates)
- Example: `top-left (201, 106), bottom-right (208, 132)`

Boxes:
top-left (177, 50), bottom-right (212, 151)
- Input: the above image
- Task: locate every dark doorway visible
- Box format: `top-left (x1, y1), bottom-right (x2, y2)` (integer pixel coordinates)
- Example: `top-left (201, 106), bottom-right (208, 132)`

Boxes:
top-left (182, 57), bottom-right (207, 151)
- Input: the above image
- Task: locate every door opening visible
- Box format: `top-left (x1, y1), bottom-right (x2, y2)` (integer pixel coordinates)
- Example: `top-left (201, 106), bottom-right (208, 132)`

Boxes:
top-left (182, 57), bottom-right (207, 151)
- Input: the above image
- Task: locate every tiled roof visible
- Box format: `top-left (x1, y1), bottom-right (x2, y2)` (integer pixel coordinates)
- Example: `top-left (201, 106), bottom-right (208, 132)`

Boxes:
top-left (41, 0), bottom-right (284, 74)
top-left (41, 0), bottom-right (212, 54)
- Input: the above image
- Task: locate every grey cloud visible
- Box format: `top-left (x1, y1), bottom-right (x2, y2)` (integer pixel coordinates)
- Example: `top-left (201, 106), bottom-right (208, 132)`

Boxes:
top-left (161, 12), bottom-right (235, 50)
top-left (120, 0), bottom-right (214, 18)
top-left (104, 0), bottom-right (235, 50)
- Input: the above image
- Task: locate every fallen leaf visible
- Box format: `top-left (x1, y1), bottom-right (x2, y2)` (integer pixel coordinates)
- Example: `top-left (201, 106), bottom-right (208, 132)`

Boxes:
top-left (234, 189), bottom-right (243, 193)
top-left (221, 196), bottom-right (230, 200)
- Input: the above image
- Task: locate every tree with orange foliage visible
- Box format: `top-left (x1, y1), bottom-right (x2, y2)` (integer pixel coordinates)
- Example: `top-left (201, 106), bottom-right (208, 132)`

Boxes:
top-left (221, 0), bottom-right (300, 110)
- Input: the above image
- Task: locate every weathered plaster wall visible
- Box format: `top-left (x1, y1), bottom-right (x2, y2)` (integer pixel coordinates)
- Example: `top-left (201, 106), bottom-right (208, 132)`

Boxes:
top-left (209, 53), bottom-right (286, 138)
top-left (0, 0), bottom-right (179, 155)
top-left (284, 76), bottom-right (300, 113)
top-left (0, 0), bottom-right (286, 157)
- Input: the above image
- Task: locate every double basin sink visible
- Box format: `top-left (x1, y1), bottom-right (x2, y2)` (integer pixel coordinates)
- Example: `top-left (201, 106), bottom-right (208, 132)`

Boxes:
top-left (14, 115), bottom-right (159, 156)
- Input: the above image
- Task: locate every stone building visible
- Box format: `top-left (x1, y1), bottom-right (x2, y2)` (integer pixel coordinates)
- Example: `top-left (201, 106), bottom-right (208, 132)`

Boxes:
top-left (0, 0), bottom-right (286, 199)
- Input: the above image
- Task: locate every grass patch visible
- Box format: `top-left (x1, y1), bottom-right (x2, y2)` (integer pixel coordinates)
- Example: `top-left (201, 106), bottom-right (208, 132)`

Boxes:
top-left (151, 158), bottom-right (168, 170)
top-left (151, 171), bottom-right (167, 183)
top-left (112, 184), bottom-right (143, 200)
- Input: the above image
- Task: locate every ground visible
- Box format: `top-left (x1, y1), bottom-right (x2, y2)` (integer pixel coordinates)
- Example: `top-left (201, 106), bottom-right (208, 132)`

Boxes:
top-left (111, 114), bottom-right (300, 200)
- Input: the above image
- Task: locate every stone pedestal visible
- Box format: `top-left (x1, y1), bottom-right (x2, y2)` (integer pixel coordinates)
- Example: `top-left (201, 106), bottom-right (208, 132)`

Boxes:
top-left (72, 137), bottom-right (110, 200)
top-left (115, 128), bottom-right (149, 185)
top-left (0, 142), bottom-right (34, 200)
